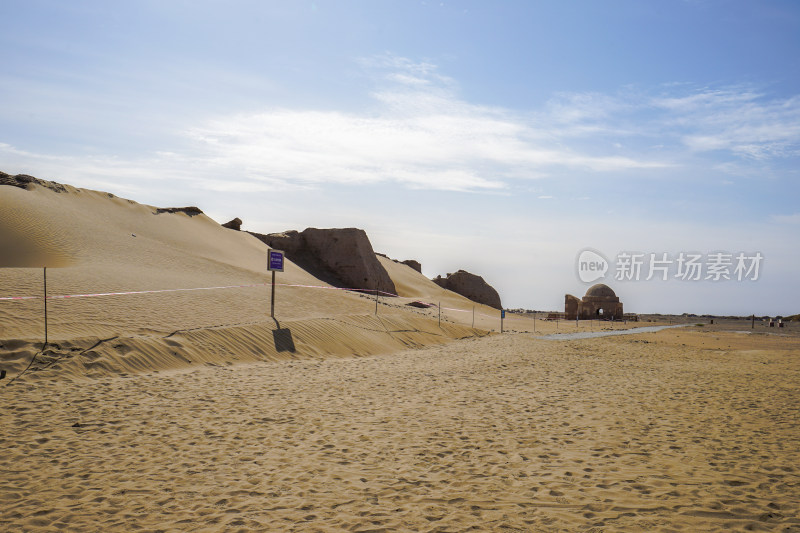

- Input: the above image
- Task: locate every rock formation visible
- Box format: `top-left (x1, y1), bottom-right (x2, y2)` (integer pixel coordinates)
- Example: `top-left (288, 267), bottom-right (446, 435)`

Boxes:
top-left (154, 206), bottom-right (204, 217)
top-left (401, 259), bottom-right (422, 273)
top-left (250, 227), bottom-right (397, 295)
top-left (222, 217), bottom-right (242, 231)
top-left (1, 171), bottom-right (68, 193)
top-left (432, 270), bottom-right (502, 310)
top-left (406, 300), bottom-right (436, 308)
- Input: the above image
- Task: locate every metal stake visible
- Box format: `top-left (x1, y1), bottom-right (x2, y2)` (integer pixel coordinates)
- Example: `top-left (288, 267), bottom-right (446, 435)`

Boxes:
top-left (270, 270), bottom-right (276, 318)
top-left (43, 267), bottom-right (48, 347)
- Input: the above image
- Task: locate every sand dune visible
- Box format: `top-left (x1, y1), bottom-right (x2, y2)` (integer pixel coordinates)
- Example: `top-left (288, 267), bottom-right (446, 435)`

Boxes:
top-left (1, 179), bottom-right (491, 381)
top-left (0, 177), bottom-right (650, 379)
top-left (0, 185), bottom-right (77, 268)
top-left (2, 177), bottom-right (626, 381)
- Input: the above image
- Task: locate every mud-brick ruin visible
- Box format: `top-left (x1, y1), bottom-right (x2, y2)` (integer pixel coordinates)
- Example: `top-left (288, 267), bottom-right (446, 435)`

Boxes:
top-left (565, 284), bottom-right (623, 320)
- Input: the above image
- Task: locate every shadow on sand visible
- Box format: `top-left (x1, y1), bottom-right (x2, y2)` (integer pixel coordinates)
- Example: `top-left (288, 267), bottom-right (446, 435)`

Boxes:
top-left (270, 319), bottom-right (296, 353)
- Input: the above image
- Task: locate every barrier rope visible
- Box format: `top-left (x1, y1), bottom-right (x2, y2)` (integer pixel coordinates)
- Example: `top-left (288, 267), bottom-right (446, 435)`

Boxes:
top-left (0, 281), bottom-right (517, 321)
top-left (0, 274), bottom-right (561, 386)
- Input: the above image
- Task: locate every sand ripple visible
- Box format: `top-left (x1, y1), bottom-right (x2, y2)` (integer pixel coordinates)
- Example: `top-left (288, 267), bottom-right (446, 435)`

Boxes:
top-left (2, 330), bottom-right (799, 531)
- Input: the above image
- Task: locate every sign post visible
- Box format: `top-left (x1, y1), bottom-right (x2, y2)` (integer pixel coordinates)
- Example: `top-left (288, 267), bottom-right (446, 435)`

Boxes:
top-left (43, 267), bottom-right (48, 346)
top-left (267, 250), bottom-right (284, 318)
top-left (501, 309), bottom-right (505, 333)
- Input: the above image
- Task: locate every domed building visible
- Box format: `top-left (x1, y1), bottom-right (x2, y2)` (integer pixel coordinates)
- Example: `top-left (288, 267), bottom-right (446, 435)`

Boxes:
top-left (565, 284), bottom-right (623, 320)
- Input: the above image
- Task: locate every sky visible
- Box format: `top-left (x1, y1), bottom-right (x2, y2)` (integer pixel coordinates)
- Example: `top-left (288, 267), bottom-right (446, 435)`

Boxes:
top-left (2, 0), bottom-right (799, 315)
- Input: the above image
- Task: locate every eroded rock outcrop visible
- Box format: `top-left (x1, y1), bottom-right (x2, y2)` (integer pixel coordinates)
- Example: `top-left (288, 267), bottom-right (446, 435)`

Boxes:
top-left (1, 171), bottom-right (68, 193)
top-left (401, 259), bottom-right (422, 273)
top-left (154, 206), bottom-right (204, 217)
top-left (433, 270), bottom-right (502, 310)
top-left (222, 218), bottom-right (242, 231)
top-left (250, 227), bottom-right (397, 295)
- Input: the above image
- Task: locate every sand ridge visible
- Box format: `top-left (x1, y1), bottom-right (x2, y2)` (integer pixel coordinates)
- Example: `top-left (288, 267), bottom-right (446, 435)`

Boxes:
top-left (1, 179), bottom-right (504, 383)
top-left (1, 178), bottom-right (646, 383)
top-left (2, 314), bottom-right (488, 383)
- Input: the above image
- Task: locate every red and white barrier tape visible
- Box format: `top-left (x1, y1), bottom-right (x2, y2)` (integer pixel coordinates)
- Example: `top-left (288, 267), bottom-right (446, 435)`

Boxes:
top-left (0, 283), bottom-right (268, 301)
top-left (0, 280), bottom-right (527, 321)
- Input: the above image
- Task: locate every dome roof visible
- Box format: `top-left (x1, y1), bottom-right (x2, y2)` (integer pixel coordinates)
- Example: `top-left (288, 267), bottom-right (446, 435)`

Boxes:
top-left (585, 284), bottom-right (616, 298)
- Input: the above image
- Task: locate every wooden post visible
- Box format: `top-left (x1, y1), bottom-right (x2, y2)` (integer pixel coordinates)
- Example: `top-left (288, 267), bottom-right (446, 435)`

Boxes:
top-left (438, 302), bottom-right (441, 327)
top-left (751, 314), bottom-right (755, 329)
top-left (375, 285), bottom-right (379, 315)
top-left (43, 267), bottom-right (48, 347)
top-left (270, 270), bottom-right (276, 318)
top-left (533, 312), bottom-right (535, 333)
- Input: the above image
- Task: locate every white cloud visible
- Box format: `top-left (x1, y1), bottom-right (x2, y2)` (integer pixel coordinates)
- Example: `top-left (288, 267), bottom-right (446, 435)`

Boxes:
top-left (174, 60), bottom-right (669, 192)
top-left (545, 91), bottom-right (636, 125)
top-left (652, 88), bottom-right (800, 159)
top-left (536, 85), bottom-right (800, 172)
top-left (4, 58), bottom-right (798, 196)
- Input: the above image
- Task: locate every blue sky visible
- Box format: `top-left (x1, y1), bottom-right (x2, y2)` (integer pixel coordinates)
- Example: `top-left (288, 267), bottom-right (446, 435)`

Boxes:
top-left (2, 0), bottom-right (799, 315)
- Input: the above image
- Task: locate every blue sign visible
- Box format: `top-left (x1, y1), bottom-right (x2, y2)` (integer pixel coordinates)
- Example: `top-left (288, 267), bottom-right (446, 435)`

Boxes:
top-left (268, 250), bottom-right (284, 272)
top-left (501, 309), bottom-right (506, 318)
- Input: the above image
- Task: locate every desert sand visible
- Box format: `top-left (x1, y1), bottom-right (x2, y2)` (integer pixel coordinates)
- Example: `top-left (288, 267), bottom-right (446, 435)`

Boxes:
top-left (2, 327), bottom-right (799, 531)
top-left (2, 178), bottom-right (799, 531)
